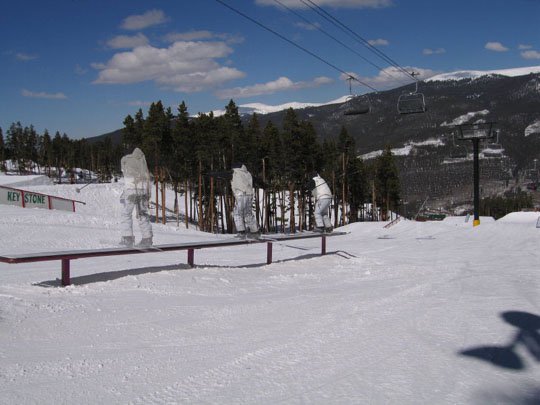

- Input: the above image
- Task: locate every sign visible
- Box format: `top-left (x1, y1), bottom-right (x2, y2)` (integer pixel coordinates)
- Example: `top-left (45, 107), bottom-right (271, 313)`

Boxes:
top-left (0, 185), bottom-right (81, 212)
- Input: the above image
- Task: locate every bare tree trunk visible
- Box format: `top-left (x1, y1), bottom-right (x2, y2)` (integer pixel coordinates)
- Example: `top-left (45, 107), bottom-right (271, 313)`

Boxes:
top-left (154, 166), bottom-right (159, 223)
top-left (184, 179), bottom-right (189, 229)
top-left (161, 168), bottom-right (166, 225)
top-left (288, 182), bottom-right (295, 233)
top-left (332, 171), bottom-right (338, 227)
top-left (210, 174), bottom-right (215, 233)
top-left (371, 180), bottom-right (377, 221)
top-left (198, 160), bottom-right (202, 230)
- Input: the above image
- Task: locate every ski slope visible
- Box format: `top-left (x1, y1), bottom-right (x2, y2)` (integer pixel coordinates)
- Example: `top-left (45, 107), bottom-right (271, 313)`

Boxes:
top-left (0, 175), bottom-right (539, 404)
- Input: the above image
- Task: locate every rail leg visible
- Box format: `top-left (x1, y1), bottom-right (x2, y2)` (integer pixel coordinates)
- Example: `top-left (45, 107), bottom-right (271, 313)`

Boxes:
top-left (61, 259), bottom-right (71, 286)
top-left (321, 235), bottom-right (326, 256)
top-left (266, 242), bottom-right (273, 265)
top-left (187, 248), bottom-right (194, 267)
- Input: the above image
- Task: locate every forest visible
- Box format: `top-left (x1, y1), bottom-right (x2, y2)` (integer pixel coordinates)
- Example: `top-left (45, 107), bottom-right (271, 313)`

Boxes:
top-left (0, 99), bottom-right (402, 233)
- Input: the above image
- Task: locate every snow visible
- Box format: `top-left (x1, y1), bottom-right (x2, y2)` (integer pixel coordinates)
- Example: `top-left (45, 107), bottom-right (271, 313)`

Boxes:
top-left (211, 96), bottom-right (350, 117)
top-left (0, 173), bottom-right (53, 188)
top-left (441, 110), bottom-right (490, 127)
top-left (1, 177), bottom-right (539, 404)
top-left (360, 138), bottom-right (445, 160)
top-left (426, 65), bottom-right (540, 82)
top-left (525, 120), bottom-right (540, 137)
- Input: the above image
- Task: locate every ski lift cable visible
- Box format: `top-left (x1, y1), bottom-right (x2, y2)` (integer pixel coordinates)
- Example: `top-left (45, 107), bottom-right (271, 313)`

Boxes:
top-left (301, 0), bottom-right (418, 82)
top-left (271, 0), bottom-right (398, 82)
top-left (302, 0), bottom-right (415, 81)
top-left (214, 0), bottom-right (379, 93)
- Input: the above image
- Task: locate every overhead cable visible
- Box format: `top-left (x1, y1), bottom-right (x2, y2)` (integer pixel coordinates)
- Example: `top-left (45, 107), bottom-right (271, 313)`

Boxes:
top-left (214, 0), bottom-right (379, 92)
top-left (301, 0), bottom-right (417, 82)
top-left (272, 0), bottom-right (397, 83)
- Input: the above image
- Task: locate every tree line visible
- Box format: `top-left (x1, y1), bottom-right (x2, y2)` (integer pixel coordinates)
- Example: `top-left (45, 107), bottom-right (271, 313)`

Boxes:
top-left (121, 99), bottom-right (400, 233)
top-left (0, 122), bottom-right (122, 182)
top-left (0, 99), bottom-right (401, 233)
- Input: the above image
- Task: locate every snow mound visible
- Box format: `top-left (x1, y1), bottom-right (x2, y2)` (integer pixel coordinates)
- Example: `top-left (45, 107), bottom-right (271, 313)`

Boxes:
top-left (525, 120), bottom-right (540, 137)
top-left (497, 211), bottom-right (540, 224)
top-left (0, 174), bottom-right (54, 187)
top-left (441, 110), bottom-right (489, 127)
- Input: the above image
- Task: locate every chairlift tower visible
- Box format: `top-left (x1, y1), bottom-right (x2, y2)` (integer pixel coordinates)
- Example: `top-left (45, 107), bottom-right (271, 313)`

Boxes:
top-left (455, 122), bottom-right (496, 227)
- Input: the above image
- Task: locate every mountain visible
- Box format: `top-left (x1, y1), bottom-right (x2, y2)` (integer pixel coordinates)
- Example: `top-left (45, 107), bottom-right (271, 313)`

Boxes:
top-left (89, 66), bottom-right (540, 214)
top-left (252, 67), bottom-right (540, 213)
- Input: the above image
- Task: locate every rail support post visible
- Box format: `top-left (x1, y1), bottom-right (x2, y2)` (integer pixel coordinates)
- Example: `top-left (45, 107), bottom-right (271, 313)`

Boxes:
top-left (187, 248), bottom-right (194, 267)
top-left (266, 242), bottom-right (273, 265)
top-left (61, 259), bottom-right (71, 286)
top-left (321, 235), bottom-right (326, 256)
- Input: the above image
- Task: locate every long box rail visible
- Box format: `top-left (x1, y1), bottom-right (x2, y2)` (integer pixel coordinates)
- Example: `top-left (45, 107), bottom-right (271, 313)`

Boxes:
top-left (0, 232), bottom-right (346, 286)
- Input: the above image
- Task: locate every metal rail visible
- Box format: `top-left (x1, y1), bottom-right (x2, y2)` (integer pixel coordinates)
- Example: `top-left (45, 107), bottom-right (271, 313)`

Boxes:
top-left (0, 232), bottom-right (346, 286)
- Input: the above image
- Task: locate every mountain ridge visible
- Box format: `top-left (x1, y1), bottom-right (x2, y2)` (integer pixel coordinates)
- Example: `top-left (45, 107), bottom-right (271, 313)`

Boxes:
top-left (88, 66), bottom-right (540, 213)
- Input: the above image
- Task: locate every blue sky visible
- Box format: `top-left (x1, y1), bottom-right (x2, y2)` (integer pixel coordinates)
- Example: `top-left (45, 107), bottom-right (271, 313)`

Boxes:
top-left (1, 0), bottom-right (539, 139)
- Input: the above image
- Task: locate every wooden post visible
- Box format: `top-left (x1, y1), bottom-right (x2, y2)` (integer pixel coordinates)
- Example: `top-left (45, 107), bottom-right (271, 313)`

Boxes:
top-left (210, 174), bottom-right (215, 233)
top-left (187, 248), bottom-right (194, 267)
top-left (262, 158), bottom-right (268, 232)
top-left (61, 259), bottom-right (71, 286)
top-left (342, 153), bottom-right (347, 226)
top-left (266, 242), bottom-right (273, 264)
top-left (161, 168), bottom-right (166, 225)
top-left (332, 170), bottom-right (338, 227)
top-left (198, 160), bottom-right (203, 230)
top-left (371, 180), bottom-right (377, 221)
top-left (321, 235), bottom-right (326, 256)
top-left (184, 179), bottom-right (189, 229)
top-left (155, 166), bottom-right (159, 223)
top-left (289, 182), bottom-right (295, 233)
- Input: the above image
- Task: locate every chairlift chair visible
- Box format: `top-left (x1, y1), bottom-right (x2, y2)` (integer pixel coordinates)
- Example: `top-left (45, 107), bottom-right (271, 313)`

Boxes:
top-left (397, 79), bottom-right (426, 115)
top-left (344, 94), bottom-right (371, 115)
top-left (448, 132), bottom-right (467, 159)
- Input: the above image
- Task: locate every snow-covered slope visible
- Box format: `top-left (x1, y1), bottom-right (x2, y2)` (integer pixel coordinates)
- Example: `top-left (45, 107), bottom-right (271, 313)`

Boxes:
top-left (426, 65), bottom-right (540, 82)
top-left (0, 178), bottom-right (539, 404)
top-left (211, 95), bottom-right (350, 117)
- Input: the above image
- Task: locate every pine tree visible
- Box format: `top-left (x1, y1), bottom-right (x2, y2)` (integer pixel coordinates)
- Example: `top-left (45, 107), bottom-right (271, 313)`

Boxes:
top-left (0, 127), bottom-right (5, 171)
top-left (375, 145), bottom-right (401, 220)
top-left (122, 114), bottom-right (137, 151)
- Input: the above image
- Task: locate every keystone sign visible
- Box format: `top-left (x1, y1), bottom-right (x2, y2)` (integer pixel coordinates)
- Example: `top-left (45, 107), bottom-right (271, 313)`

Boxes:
top-left (0, 185), bottom-right (84, 212)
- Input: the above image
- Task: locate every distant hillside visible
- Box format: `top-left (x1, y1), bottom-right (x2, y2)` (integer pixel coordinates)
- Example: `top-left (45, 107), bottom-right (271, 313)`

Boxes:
top-left (87, 128), bottom-right (123, 145)
top-left (88, 68), bottom-right (540, 213)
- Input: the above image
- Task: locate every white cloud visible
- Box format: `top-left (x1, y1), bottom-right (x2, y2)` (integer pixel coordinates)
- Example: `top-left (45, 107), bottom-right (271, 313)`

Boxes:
top-left (521, 50), bottom-right (540, 60)
top-left (163, 31), bottom-right (244, 45)
top-left (256, 0), bottom-right (393, 8)
top-left (368, 38), bottom-right (389, 46)
top-left (120, 9), bottom-right (168, 31)
top-left (295, 21), bottom-right (321, 31)
top-left (342, 66), bottom-right (440, 92)
top-left (22, 89), bottom-right (67, 99)
top-left (107, 33), bottom-right (149, 49)
top-left (127, 100), bottom-right (152, 107)
top-left (215, 76), bottom-right (333, 99)
top-left (518, 44), bottom-right (533, 50)
top-left (15, 52), bottom-right (38, 61)
top-left (485, 42), bottom-right (509, 52)
top-left (423, 47), bottom-right (446, 55)
top-left (92, 41), bottom-right (245, 92)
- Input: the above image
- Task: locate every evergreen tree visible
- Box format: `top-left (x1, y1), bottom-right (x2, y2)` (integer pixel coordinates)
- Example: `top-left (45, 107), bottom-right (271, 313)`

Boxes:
top-left (221, 99), bottom-right (244, 167)
top-left (244, 113), bottom-right (262, 174)
top-left (375, 145), bottom-right (401, 220)
top-left (0, 127), bottom-right (5, 171)
top-left (142, 101), bottom-right (168, 170)
top-left (122, 114), bottom-right (137, 151)
top-left (6, 122), bottom-right (25, 173)
top-left (41, 130), bottom-right (54, 174)
top-left (171, 101), bottom-right (194, 179)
